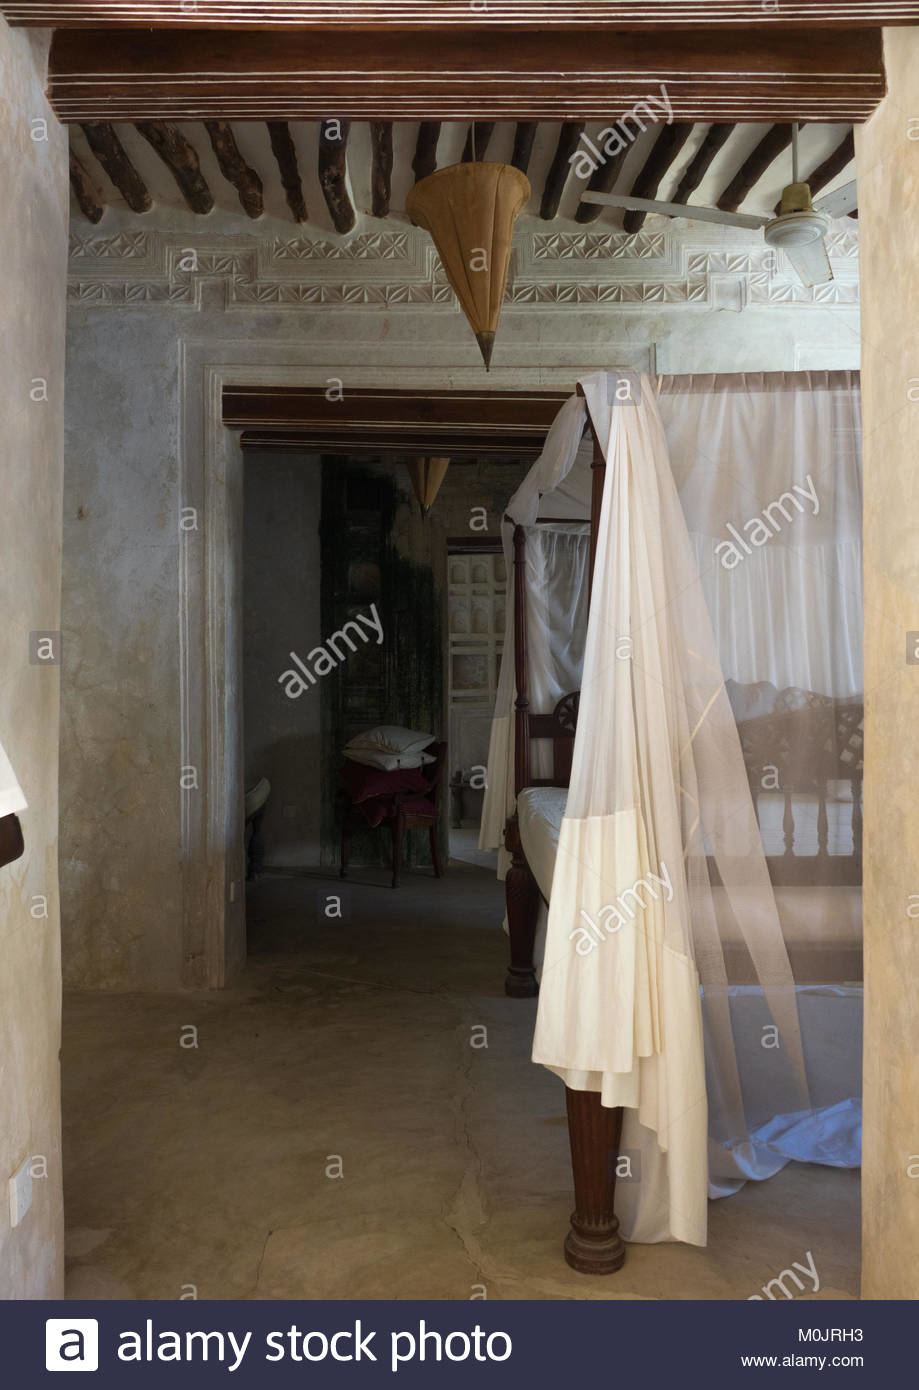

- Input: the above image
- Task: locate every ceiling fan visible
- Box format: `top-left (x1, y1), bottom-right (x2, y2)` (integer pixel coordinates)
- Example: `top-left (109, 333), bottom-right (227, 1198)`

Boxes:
top-left (580, 123), bottom-right (856, 288)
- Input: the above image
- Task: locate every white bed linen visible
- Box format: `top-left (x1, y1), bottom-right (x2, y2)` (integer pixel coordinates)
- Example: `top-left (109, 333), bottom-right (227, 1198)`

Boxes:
top-left (517, 786), bottom-right (567, 902)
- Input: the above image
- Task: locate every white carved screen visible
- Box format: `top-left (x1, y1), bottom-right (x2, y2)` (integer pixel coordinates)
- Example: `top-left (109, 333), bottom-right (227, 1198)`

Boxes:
top-left (447, 551), bottom-right (507, 823)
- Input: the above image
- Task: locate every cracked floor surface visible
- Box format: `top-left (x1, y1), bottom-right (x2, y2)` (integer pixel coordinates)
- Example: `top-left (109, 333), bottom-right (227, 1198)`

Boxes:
top-left (62, 864), bottom-right (860, 1300)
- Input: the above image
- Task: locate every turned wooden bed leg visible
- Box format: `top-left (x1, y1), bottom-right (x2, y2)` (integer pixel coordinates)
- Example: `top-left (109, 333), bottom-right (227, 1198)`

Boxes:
top-left (504, 814), bottom-right (539, 998)
top-left (563, 1087), bottom-right (626, 1275)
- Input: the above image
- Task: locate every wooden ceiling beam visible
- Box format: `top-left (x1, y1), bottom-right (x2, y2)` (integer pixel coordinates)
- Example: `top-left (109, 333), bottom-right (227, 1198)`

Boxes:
top-left (575, 128), bottom-right (633, 225)
top-left (540, 122), bottom-right (585, 220)
top-left (717, 122), bottom-right (795, 212)
top-left (266, 120), bottom-right (307, 221)
top-left (369, 120), bottom-right (393, 218)
top-left (669, 121), bottom-right (736, 205)
top-left (462, 122), bottom-right (495, 162)
top-left (79, 121), bottom-right (151, 212)
top-left (803, 126), bottom-right (857, 197)
top-left (47, 29), bottom-right (886, 124)
top-left (318, 119), bottom-right (356, 234)
top-left (69, 148), bottom-right (103, 222)
top-left (8, 1), bottom-right (919, 27)
top-left (510, 122), bottom-right (538, 176)
top-left (622, 121), bottom-right (695, 231)
top-left (775, 126), bottom-right (855, 212)
top-left (204, 119), bottom-right (263, 217)
top-left (134, 120), bottom-right (214, 213)
top-left (412, 122), bottom-right (441, 182)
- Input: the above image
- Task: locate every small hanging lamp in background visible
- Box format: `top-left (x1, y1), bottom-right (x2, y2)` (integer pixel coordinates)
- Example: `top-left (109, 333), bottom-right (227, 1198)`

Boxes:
top-left (407, 456), bottom-right (450, 517)
top-left (405, 162), bottom-right (531, 370)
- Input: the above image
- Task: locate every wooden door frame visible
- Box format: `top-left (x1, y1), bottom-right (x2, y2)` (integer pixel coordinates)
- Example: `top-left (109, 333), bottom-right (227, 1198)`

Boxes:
top-left (225, 384), bottom-right (569, 458)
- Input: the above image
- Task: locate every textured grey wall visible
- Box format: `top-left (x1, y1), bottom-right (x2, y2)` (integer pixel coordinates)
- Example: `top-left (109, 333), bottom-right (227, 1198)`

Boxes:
top-left (61, 311), bottom-right (183, 989)
top-left (0, 21), bottom-right (67, 1299)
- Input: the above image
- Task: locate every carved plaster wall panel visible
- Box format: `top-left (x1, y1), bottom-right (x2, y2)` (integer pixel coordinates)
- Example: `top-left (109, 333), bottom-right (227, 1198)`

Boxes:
top-left (67, 223), bottom-right (859, 314)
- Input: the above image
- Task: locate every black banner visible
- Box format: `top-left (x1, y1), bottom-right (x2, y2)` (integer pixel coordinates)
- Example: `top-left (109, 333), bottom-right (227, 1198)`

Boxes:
top-left (11, 1298), bottom-right (895, 1386)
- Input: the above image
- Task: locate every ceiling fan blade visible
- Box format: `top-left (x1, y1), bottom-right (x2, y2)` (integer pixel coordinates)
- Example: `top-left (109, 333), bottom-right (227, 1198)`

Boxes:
top-left (813, 179), bottom-right (858, 220)
top-left (784, 236), bottom-right (834, 288)
top-left (579, 191), bottom-right (769, 231)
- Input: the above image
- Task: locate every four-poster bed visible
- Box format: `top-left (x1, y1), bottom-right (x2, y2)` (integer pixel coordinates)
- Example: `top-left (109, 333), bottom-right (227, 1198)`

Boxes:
top-left (485, 370), bottom-right (864, 1275)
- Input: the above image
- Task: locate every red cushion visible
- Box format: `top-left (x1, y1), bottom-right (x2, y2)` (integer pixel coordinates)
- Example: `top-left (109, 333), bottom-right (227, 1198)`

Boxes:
top-left (339, 761), bottom-right (431, 805)
top-left (396, 796), bottom-right (438, 818)
top-left (353, 793), bottom-right (436, 828)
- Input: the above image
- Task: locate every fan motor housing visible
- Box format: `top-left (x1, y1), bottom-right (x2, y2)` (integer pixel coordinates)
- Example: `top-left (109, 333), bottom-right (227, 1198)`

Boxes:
top-left (765, 184), bottom-right (830, 249)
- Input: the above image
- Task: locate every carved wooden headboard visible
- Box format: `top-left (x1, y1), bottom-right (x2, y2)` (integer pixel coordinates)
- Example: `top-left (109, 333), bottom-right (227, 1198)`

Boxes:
top-left (526, 691), bottom-right (580, 789)
top-left (735, 690), bottom-right (863, 886)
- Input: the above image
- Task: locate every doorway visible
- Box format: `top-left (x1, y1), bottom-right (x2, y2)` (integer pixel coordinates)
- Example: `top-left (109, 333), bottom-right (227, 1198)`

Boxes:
top-left (219, 384), bottom-right (567, 979)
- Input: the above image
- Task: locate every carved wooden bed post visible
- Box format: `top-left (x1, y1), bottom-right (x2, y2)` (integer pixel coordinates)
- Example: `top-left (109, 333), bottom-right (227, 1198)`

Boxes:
top-left (504, 522), bottom-right (540, 998)
top-left (561, 382), bottom-right (628, 1275)
top-left (564, 1087), bottom-right (626, 1273)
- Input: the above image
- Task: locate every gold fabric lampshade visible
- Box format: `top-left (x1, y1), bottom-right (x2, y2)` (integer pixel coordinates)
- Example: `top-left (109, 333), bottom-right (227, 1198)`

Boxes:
top-left (405, 162), bottom-right (531, 370)
top-left (407, 456), bottom-right (450, 516)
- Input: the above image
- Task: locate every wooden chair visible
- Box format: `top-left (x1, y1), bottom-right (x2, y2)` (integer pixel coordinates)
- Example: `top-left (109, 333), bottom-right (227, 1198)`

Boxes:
top-left (339, 741), bottom-right (447, 889)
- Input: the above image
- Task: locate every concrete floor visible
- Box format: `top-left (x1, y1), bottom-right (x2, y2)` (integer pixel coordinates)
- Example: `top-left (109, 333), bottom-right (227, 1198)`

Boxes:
top-left (62, 863), bottom-right (860, 1300)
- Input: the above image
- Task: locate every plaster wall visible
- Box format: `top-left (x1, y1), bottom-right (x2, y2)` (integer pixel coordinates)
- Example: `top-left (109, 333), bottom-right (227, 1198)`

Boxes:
top-left (61, 213), bottom-right (861, 991)
top-left (0, 21), bottom-right (68, 1298)
top-left (61, 313), bottom-right (184, 989)
top-left (856, 25), bottom-right (919, 1300)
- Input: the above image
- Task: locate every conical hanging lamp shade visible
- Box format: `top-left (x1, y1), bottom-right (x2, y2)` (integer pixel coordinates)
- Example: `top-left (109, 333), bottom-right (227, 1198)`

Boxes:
top-left (406, 162), bottom-right (531, 370)
top-left (407, 456), bottom-right (450, 517)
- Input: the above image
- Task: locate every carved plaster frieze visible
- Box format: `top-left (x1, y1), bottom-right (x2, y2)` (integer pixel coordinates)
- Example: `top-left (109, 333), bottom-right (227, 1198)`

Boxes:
top-left (508, 280), bottom-right (709, 305)
top-left (67, 223), bottom-right (860, 312)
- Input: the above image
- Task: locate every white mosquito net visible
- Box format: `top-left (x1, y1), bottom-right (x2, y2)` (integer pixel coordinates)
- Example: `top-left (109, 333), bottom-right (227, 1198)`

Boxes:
top-left (481, 369), bottom-right (862, 1246)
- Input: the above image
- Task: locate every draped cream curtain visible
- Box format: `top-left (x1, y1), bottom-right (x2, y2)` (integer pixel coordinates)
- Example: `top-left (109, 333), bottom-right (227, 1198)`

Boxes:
top-left (481, 370), bottom-right (862, 1246)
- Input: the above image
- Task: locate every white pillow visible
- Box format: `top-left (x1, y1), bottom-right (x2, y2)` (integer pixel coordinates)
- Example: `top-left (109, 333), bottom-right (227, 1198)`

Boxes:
top-left (345, 725), bottom-right (434, 756)
top-left (343, 748), bottom-right (435, 773)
